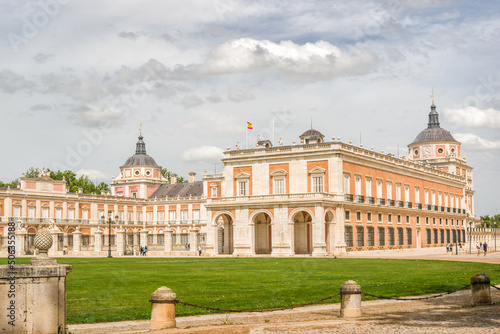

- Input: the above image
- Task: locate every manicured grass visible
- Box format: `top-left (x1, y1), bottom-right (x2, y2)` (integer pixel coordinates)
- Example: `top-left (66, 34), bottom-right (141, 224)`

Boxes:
top-left (7, 257), bottom-right (500, 324)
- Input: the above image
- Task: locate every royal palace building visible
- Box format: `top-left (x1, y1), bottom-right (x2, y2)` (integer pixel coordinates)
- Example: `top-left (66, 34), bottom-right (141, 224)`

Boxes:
top-left (0, 103), bottom-right (475, 257)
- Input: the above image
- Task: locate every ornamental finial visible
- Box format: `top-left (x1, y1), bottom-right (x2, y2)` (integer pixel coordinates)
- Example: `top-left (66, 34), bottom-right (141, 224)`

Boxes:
top-left (430, 88), bottom-right (435, 105)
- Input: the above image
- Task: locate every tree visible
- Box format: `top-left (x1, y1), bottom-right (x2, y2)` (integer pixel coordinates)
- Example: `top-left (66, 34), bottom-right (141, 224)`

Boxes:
top-left (161, 168), bottom-right (187, 183)
top-left (0, 179), bottom-right (19, 188)
top-left (25, 167), bottom-right (40, 178)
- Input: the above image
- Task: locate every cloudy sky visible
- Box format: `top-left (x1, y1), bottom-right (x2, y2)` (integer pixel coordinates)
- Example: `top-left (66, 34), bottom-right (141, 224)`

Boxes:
top-left (1, 0), bottom-right (499, 216)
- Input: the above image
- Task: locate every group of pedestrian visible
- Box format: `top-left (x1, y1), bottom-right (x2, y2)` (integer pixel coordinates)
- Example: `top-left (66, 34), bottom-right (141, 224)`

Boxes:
top-left (140, 246), bottom-right (148, 256)
top-left (476, 241), bottom-right (488, 256)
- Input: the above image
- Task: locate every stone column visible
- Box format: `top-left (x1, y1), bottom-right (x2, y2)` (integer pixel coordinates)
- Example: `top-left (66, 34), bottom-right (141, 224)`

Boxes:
top-left (133, 232), bottom-right (139, 255)
top-left (49, 229), bottom-right (61, 257)
top-left (150, 286), bottom-right (176, 330)
top-left (312, 205), bottom-right (327, 256)
top-left (340, 280), bottom-right (362, 318)
top-left (72, 230), bottom-right (82, 253)
top-left (15, 229), bottom-right (27, 256)
top-left (164, 230), bottom-right (172, 252)
top-left (94, 230), bottom-right (103, 252)
top-left (189, 230), bottom-right (198, 255)
top-left (116, 228), bottom-right (125, 256)
top-left (471, 272), bottom-right (491, 305)
top-left (140, 230), bottom-right (149, 248)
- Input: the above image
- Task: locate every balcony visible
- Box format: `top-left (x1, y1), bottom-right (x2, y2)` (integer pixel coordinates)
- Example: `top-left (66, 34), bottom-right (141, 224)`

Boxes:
top-left (356, 195), bottom-right (365, 203)
top-left (344, 194), bottom-right (354, 202)
top-left (416, 203), bottom-right (422, 210)
top-left (367, 196), bottom-right (375, 204)
top-left (406, 201), bottom-right (412, 208)
top-left (388, 200), bottom-right (395, 207)
top-left (377, 198), bottom-right (386, 205)
top-left (397, 200), bottom-right (404, 207)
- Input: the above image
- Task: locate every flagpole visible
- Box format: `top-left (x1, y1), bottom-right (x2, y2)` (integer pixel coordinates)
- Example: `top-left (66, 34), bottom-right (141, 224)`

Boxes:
top-left (272, 117), bottom-right (275, 145)
top-left (246, 125), bottom-right (248, 149)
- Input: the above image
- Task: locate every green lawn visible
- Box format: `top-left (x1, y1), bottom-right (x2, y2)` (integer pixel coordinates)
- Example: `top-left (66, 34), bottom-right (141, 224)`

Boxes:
top-left (8, 257), bottom-right (500, 324)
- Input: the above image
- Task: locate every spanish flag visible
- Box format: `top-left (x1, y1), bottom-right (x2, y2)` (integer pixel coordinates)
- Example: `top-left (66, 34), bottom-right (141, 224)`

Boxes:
top-left (246, 122), bottom-right (253, 129)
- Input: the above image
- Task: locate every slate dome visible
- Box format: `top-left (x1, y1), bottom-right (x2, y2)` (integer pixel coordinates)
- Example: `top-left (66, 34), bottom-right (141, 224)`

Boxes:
top-left (410, 104), bottom-right (459, 145)
top-left (121, 135), bottom-right (159, 167)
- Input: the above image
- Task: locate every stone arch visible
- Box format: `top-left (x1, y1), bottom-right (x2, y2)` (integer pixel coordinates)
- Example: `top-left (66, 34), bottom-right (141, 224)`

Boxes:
top-left (291, 210), bottom-right (313, 254)
top-left (251, 210), bottom-right (273, 255)
top-left (213, 212), bottom-right (234, 255)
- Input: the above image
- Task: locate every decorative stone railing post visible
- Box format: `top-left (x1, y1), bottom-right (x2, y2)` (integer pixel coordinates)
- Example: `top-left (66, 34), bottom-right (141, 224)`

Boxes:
top-left (164, 230), bottom-right (172, 252)
top-left (150, 286), bottom-right (176, 330)
top-left (471, 272), bottom-right (491, 305)
top-left (340, 280), bottom-right (362, 318)
top-left (116, 228), bottom-right (125, 256)
top-left (72, 230), bottom-right (82, 253)
top-left (94, 230), bottom-right (103, 252)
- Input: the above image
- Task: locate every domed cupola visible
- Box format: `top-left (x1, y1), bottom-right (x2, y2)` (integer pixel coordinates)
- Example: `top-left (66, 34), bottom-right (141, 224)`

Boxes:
top-left (111, 132), bottom-right (167, 199)
top-left (121, 135), bottom-right (159, 167)
top-left (408, 102), bottom-right (462, 161)
top-left (299, 128), bottom-right (325, 144)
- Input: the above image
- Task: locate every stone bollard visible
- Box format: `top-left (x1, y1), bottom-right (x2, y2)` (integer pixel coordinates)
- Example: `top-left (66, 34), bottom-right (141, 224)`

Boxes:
top-left (150, 286), bottom-right (177, 330)
top-left (471, 272), bottom-right (491, 306)
top-left (340, 280), bottom-right (362, 318)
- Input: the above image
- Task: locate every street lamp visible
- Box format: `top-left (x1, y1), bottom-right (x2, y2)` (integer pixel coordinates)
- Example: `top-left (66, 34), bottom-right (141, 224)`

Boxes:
top-left (495, 221), bottom-right (497, 252)
top-left (469, 220), bottom-right (472, 254)
top-left (106, 210), bottom-right (117, 258)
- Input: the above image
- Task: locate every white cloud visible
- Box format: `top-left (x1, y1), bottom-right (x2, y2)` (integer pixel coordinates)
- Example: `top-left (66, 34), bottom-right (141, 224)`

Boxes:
top-left (77, 105), bottom-right (124, 127)
top-left (0, 69), bottom-right (34, 93)
top-left (454, 133), bottom-right (500, 150)
top-left (227, 90), bottom-right (255, 102)
top-left (76, 169), bottom-right (112, 182)
top-left (180, 95), bottom-right (204, 108)
top-left (443, 106), bottom-right (500, 128)
top-left (181, 145), bottom-right (224, 163)
top-left (197, 38), bottom-right (378, 82)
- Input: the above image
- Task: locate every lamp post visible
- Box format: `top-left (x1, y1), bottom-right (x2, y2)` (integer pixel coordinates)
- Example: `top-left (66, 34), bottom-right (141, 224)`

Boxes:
top-left (469, 221), bottom-right (472, 254)
top-left (108, 210), bottom-right (113, 258)
top-left (495, 221), bottom-right (497, 252)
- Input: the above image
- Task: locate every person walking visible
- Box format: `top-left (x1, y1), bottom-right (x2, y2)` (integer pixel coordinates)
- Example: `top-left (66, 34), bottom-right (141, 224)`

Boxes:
top-left (477, 242), bottom-right (481, 256)
top-left (198, 245), bottom-right (202, 256)
top-left (483, 242), bottom-right (488, 256)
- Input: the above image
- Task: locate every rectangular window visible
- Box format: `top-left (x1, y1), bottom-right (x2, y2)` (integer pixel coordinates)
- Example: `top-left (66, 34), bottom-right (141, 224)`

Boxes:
top-left (356, 227), bottom-right (364, 247)
top-left (128, 211), bottom-right (133, 221)
top-left (82, 210), bottom-right (88, 220)
top-left (426, 217), bottom-right (429, 225)
top-left (388, 228), bottom-right (395, 246)
top-left (211, 186), bottom-right (217, 198)
top-left (376, 180), bottom-right (382, 199)
top-left (356, 211), bottom-right (361, 222)
top-left (274, 178), bottom-right (285, 194)
top-left (440, 229), bottom-right (444, 243)
top-left (13, 206), bottom-right (21, 217)
top-left (434, 229), bottom-right (438, 244)
top-left (82, 235), bottom-right (90, 246)
top-left (137, 212), bottom-right (142, 222)
top-left (366, 178), bottom-right (372, 197)
top-left (181, 210), bottom-right (188, 223)
top-left (406, 228), bottom-right (412, 245)
top-left (416, 216), bottom-right (420, 225)
top-left (355, 176), bottom-right (361, 196)
top-left (398, 227), bottom-right (404, 245)
top-left (345, 210), bottom-right (350, 221)
top-left (345, 226), bottom-right (353, 247)
top-left (424, 189), bottom-right (429, 205)
top-left (446, 230), bottom-right (450, 243)
top-left (367, 227), bottom-right (374, 247)
top-left (68, 208), bottom-right (74, 219)
top-left (313, 176), bottom-right (323, 193)
top-left (397, 215), bottom-right (401, 224)
top-left (55, 208), bottom-right (62, 219)
top-left (193, 209), bottom-right (200, 223)
top-left (378, 227), bottom-right (385, 246)
top-left (415, 187), bottom-right (420, 204)
top-left (378, 213), bottom-right (382, 223)
top-left (344, 174), bottom-right (350, 194)
top-left (405, 185), bottom-right (410, 202)
top-left (406, 215), bottom-right (410, 224)
top-left (426, 229), bottom-right (431, 244)
top-left (238, 181), bottom-right (248, 196)
top-left (169, 210), bottom-right (176, 222)
top-left (438, 192), bottom-right (442, 207)
top-left (158, 211), bottom-right (164, 222)
top-left (157, 234), bottom-right (164, 245)
top-left (367, 212), bottom-right (372, 222)
top-left (396, 183), bottom-right (401, 201)
top-left (387, 182), bottom-right (392, 200)
top-left (388, 214), bottom-right (392, 223)
top-left (28, 207), bottom-right (35, 218)
top-left (181, 233), bottom-right (188, 245)
top-left (147, 211), bottom-right (153, 222)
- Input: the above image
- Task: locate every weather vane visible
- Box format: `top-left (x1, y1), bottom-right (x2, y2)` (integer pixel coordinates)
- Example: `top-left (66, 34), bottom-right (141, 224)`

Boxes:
top-left (139, 122), bottom-right (142, 136)
top-left (430, 88), bottom-right (435, 105)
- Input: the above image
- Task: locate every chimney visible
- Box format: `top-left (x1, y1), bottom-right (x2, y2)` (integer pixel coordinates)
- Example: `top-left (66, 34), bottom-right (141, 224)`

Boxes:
top-left (78, 188), bottom-right (83, 194)
top-left (171, 173), bottom-right (177, 184)
top-left (189, 172), bottom-right (196, 183)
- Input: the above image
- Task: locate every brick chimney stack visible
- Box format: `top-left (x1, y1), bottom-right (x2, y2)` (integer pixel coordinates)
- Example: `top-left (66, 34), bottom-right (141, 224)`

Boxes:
top-left (170, 173), bottom-right (177, 184)
top-left (189, 172), bottom-right (196, 183)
